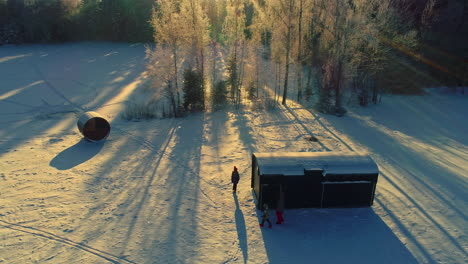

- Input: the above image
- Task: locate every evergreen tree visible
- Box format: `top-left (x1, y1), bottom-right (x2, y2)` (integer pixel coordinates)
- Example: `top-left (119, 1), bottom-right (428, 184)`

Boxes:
top-left (183, 68), bottom-right (205, 111)
top-left (212, 80), bottom-right (229, 110)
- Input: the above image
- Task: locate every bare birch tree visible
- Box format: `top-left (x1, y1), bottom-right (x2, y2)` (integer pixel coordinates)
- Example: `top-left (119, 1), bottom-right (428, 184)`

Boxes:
top-left (151, 1), bottom-right (190, 115)
top-left (223, 0), bottom-right (247, 107)
top-left (180, 0), bottom-right (211, 109)
top-left (146, 47), bottom-right (179, 117)
top-left (270, 0), bottom-right (296, 105)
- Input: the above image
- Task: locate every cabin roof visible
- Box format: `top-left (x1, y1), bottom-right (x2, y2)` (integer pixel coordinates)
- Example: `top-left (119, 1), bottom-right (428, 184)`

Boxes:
top-left (254, 152), bottom-right (379, 176)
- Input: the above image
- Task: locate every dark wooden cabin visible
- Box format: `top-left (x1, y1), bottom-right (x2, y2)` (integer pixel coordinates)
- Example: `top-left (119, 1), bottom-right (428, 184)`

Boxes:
top-left (251, 152), bottom-right (379, 210)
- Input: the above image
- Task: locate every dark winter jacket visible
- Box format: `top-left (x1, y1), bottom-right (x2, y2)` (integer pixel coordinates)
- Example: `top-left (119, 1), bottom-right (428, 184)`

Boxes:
top-left (231, 171), bottom-right (240, 184)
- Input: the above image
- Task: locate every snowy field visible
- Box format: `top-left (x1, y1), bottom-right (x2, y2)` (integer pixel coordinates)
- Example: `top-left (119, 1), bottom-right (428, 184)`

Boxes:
top-left (0, 43), bottom-right (466, 264)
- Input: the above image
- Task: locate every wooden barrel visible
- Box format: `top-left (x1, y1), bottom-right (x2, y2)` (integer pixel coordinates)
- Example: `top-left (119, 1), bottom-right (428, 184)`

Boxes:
top-left (77, 112), bottom-right (110, 142)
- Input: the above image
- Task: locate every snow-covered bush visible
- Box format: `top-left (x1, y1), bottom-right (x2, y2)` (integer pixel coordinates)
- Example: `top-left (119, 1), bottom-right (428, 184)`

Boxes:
top-left (121, 100), bottom-right (159, 121)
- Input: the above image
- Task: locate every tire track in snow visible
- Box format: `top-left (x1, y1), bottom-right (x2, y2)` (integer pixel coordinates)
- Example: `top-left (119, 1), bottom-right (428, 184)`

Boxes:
top-left (0, 220), bottom-right (137, 264)
top-left (248, 106), bottom-right (307, 153)
top-left (33, 64), bottom-right (86, 112)
top-left (298, 105), bottom-right (354, 151)
top-left (282, 104), bottom-right (332, 151)
top-left (274, 100), bottom-right (355, 152)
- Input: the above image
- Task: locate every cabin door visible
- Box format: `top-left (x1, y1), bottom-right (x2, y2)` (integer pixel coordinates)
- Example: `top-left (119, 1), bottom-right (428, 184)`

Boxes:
top-left (261, 184), bottom-right (281, 210)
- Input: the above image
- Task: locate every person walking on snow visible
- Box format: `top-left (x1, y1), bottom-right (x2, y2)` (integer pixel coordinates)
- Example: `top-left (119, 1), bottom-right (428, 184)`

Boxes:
top-left (275, 191), bottom-right (285, 224)
top-left (260, 204), bottom-right (272, 228)
top-left (231, 166), bottom-right (240, 192)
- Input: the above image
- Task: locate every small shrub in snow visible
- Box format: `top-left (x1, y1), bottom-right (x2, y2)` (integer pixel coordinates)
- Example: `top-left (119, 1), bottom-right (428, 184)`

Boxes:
top-left (264, 98), bottom-right (278, 110)
top-left (247, 81), bottom-right (256, 100)
top-left (249, 97), bottom-right (277, 111)
top-left (333, 106), bottom-right (347, 117)
top-left (121, 100), bottom-right (159, 121)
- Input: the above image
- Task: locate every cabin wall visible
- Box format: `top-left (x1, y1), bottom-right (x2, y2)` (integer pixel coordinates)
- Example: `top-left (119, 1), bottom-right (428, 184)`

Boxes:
top-left (321, 181), bottom-right (374, 207)
top-left (251, 156), bottom-right (261, 204)
top-left (251, 153), bottom-right (379, 209)
top-left (254, 172), bottom-right (378, 209)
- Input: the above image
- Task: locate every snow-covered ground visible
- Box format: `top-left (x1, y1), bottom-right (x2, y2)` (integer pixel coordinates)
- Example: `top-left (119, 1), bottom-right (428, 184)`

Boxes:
top-left (0, 43), bottom-right (466, 264)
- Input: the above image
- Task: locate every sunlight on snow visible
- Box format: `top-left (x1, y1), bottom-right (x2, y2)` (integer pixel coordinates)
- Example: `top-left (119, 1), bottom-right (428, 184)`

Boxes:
top-left (93, 72), bottom-right (148, 120)
top-left (0, 53), bottom-right (32, 63)
top-left (0, 81), bottom-right (44, 100)
top-left (350, 113), bottom-right (468, 180)
top-left (43, 115), bottom-right (76, 136)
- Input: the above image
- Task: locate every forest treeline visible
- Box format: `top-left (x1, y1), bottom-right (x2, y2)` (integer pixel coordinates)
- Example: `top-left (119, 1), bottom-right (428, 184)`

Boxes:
top-left (144, 0), bottom-right (466, 118)
top-left (0, 0), bottom-right (154, 42)
top-left (1, 0), bottom-right (466, 118)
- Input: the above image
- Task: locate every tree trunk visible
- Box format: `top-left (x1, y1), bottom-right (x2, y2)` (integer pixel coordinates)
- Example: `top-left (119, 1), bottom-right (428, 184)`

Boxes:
top-left (173, 46), bottom-right (180, 107)
top-left (281, 0), bottom-right (294, 106)
top-left (256, 47), bottom-right (260, 98)
top-left (238, 41), bottom-right (246, 104)
top-left (230, 53), bottom-right (238, 103)
top-left (297, 64), bottom-right (303, 101)
top-left (212, 42), bottom-right (217, 84)
top-left (233, 1), bottom-right (240, 108)
top-left (200, 47), bottom-right (205, 109)
top-left (282, 54), bottom-right (290, 105)
top-left (372, 83), bottom-right (379, 104)
top-left (334, 61), bottom-right (342, 109)
top-left (305, 66), bottom-right (312, 101)
top-left (168, 80), bottom-right (177, 117)
top-left (275, 62), bottom-right (280, 103)
top-left (296, 0), bottom-right (304, 102)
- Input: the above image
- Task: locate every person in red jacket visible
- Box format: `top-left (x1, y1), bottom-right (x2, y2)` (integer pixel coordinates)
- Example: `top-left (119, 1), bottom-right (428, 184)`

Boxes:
top-left (231, 166), bottom-right (240, 192)
top-left (275, 191), bottom-right (285, 224)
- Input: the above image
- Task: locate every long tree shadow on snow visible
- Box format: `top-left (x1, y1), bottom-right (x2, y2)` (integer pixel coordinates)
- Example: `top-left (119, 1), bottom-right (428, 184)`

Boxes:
top-left (203, 110), bottom-right (232, 185)
top-left (260, 207), bottom-right (418, 264)
top-left (327, 105), bottom-right (468, 219)
top-left (60, 114), bottom-right (205, 263)
top-left (148, 113), bottom-right (205, 261)
top-left (302, 98), bottom-right (467, 263)
top-left (233, 106), bottom-right (257, 153)
top-left (51, 119), bottom-right (181, 262)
